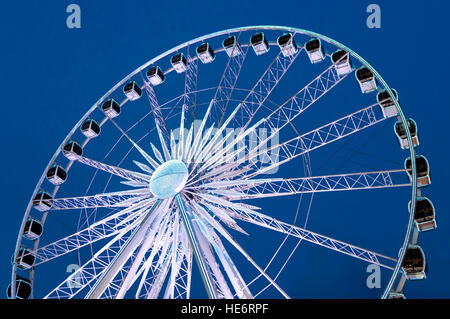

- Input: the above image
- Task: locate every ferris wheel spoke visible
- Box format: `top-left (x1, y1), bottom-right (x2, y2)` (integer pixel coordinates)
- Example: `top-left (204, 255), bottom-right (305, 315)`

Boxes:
top-left (49, 190), bottom-right (150, 210)
top-left (73, 154), bottom-right (150, 184)
top-left (165, 214), bottom-right (197, 299)
top-left (142, 80), bottom-right (170, 143)
top-left (212, 32), bottom-right (249, 125)
top-left (184, 53), bottom-right (199, 114)
top-left (188, 198), bottom-right (290, 299)
top-left (133, 216), bottom-right (174, 298)
top-left (241, 56), bottom-right (353, 166)
top-left (32, 199), bottom-right (155, 267)
top-left (237, 46), bottom-right (302, 127)
top-left (245, 102), bottom-right (388, 178)
top-left (113, 205), bottom-right (174, 298)
top-left (109, 118), bottom-right (160, 170)
top-left (191, 202), bottom-right (252, 298)
top-left (127, 209), bottom-right (178, 297)
top-left (200, 169), bottom-right (411, 200)
top-left (202, 222), bottom-right (253, 299)
top-left (190, 202), bottom-right (237, 298)
top-left (45, 227), bottom-right (135, 299)
top-left (144, 227), bottom-right (177, 299)
top-left (191, 109), bottom-right (264, 176)
top-left (169, 235), bottom-right (193, 299)
top-left (228, 205), bottom-right (396, 269)
top-left (85, 199), bottom-right (168, 299)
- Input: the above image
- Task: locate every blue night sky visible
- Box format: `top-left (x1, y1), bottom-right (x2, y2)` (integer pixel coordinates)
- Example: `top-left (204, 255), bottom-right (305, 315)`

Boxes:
top-left (0, 1), bottom-right (449, 298)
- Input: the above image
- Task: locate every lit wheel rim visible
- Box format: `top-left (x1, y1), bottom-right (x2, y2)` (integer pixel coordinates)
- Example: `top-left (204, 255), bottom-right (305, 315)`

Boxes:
top-left (11, 26), bottom-right (428, 299)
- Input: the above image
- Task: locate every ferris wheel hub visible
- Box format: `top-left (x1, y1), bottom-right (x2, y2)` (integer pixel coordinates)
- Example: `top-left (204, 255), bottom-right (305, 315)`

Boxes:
top-left (149, 160), bottom-right (189, 199)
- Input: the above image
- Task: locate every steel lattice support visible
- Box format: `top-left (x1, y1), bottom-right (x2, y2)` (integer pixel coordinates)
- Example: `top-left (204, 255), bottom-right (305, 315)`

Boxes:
top-left (222, 170), bottom-right (410, 199)
top-left (228, 207), bottom-right (397, 269)
top-left (32, 201), bottom-right (152, 266)
top-left (211, 45), bottom-right (249, 124)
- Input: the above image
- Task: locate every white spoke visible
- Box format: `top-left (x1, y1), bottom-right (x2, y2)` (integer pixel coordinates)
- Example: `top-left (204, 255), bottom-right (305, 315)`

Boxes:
top-left (74, 154), bottom-right (150, 184)
top-left (190, 197), bottom-right (290, 299)
top-left (115, 201), bottom-right (173, 298)
top-left (45, 228), bottom-right (134, 299)
top-left (50, 191), bottom-right (150, 210)
top-left (142, 82), bottom-right (170, 143)
top-left (229, 205), bottom-right (396, 269)
top-left (32, 199), bottom-right (155, 266)
top-left (86, 199), bottom-right (167, 298)
top-left (199, 170), bottom-right (410, 199)
top-left (246, 103), bottom-right (388, 177)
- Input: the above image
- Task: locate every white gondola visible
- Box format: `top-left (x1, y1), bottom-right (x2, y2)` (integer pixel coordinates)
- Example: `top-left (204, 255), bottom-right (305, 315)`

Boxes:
top-left (146, 66), bottom-right (165, 86)
top-left (277, 33), bottom-right (298, 57)
top-left (409, 197), bottom-right (436, 232)
top-left (81, 118), bottom-right (101, 138)
top-left (405, 155), bottom-right (431, 187)
top-left (196, 43), bottom-right (215, 64)
top-left (62, 140), bottom-right (83, 160)
top-left (394, 119), bottom-right (419, 149)
top-left (171, 53), bottom-right (188, 73)
top-left (23, 217), bottom-right (43, 240)
top-left (12, 247), bottom-right (35, 270)
top-left (123, 80), bottom-right (142, 101)
top-left (402, 245), bottom-right (428, 280)
top-left (355, 67), bottom-right (378, 93)
top-left (377, 89), bottom-right (399, 118)
top-left (46, 164), bottom-right (67, 185)
top-left (250, 32), bottom-right (269, 56)
top-left (223, 35), bottom-right (242, 57)
top-left (331, 50), bottom-right (352, 75)
top-left (102, 98), bottom-right (121, 118)
top-left (7, 276), bottom-right (32, 299)
top-left (305, 38), bottom-right (325, 64)
top-left (387, 292), bottom-right (406, 299)
top-left (32, 191), bottom-right (53, 212)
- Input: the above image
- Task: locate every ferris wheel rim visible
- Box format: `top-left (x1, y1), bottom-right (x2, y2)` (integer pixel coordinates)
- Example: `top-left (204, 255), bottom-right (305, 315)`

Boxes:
top-left (11, 25), bottom-right (417, 299)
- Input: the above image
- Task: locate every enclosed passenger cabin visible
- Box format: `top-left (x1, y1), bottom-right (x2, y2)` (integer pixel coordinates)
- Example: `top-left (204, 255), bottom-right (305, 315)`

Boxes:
top-left (331, 50), bottom-right (352, 76)
top-left (81, 118), bottom-right (100, 138)
top-left (223, 35), bottom-right (242, 57)
top-left (405, 155), bottom-right (431, 187)
top-left (377, 89), bottom-right (399, 118)
top-left (171, 53), bottom-right (188, 73)
top-left (250, 32), bottom-right (270, 56)
top-left (12, 247), bottom-right (35, 270)
top-left (46, 164), bottom-right (67, 185)
top-left (62, 140), bottom-right (83, 161)
top-left (394, 119), bottom-right (419, 149)
top-left (388, 292), bottom-right (406, 299)
top-left (356, 67), bottom-right (378, 93)
top-left (277, 33), bottom-right (298, 57)
top-left (7, 276), bottom-right (32, 299)
top-left (305, 38), bottom-right (325, 64)
top-left (402, 245), bottom-right (428, 280)
top-left (102, 98), bottom-right (121, 118)
top-left (146, 66), bottom-right (165, 86)
top-left (409, 197), bottom-right (436, 232)
top-left (196, 43), bottom-right (215, 64)
top-left (123, 81), bottom-right (142, 101)
top-left (23, 217), bottom-right (43, 240)
top-left (33, 191), bottom-right (53, 212)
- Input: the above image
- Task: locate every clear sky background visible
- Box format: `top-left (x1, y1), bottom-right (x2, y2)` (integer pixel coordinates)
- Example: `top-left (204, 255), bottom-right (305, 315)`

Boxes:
top-left (0, 0), bottom-right (449, 298)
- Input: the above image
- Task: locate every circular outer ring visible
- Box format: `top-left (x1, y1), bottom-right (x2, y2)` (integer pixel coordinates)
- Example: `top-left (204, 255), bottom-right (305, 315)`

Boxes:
top-left (11, 26), bottom-right (417, 299)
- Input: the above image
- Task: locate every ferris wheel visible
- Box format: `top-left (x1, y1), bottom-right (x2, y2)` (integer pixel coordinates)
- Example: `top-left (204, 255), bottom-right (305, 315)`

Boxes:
top-left (9, 26), bottom-right (435, 299)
